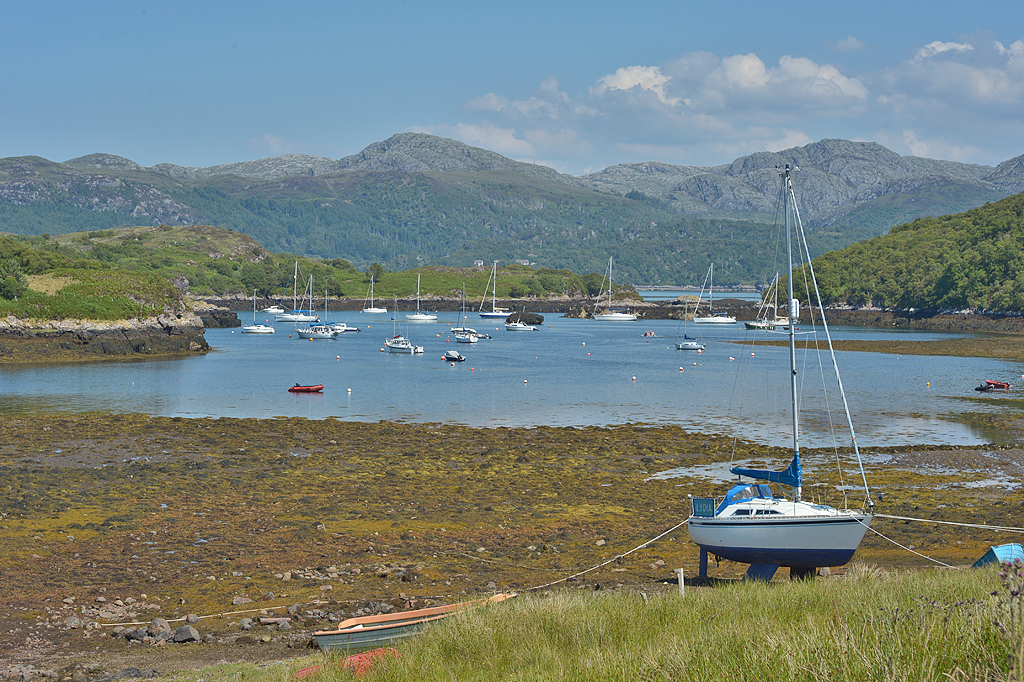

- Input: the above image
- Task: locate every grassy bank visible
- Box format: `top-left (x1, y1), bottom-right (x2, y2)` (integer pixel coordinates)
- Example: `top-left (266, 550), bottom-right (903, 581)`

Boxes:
top-left (164, 566), bottom-right (1021, 681)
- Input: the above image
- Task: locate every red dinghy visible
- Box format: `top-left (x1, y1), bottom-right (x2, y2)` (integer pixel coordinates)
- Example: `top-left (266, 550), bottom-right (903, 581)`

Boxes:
top-left (288, 383), bottom-right (324, 393)
top-left (976, 379), bottom-right (1012, 392)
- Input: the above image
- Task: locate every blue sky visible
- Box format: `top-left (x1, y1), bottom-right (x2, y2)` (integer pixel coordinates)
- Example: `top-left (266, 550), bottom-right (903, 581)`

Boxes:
top-left (2, 0), bottom-right (1023, 175)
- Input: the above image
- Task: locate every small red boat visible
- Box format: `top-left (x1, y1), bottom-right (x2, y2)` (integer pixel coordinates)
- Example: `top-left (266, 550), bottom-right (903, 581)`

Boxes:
top-left (288, 383), bottom-right (324, 393)
top-left (976, 379), bottom-right (1012, 392)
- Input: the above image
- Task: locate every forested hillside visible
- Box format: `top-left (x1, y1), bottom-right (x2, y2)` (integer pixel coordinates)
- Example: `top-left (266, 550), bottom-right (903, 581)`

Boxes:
top-left (3, 134), bottom-right (1023, 286)
top-left (0, 226), bottom-right (625, 319)
top-left (808, 192), bottom-right (1024, 312)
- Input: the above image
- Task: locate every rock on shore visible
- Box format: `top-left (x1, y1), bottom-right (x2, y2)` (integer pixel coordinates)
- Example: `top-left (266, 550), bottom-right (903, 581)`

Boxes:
top-left (0, 312), bottom-right (211, 363)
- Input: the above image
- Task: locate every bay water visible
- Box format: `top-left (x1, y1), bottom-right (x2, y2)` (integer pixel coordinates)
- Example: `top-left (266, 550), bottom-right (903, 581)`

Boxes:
top-left (1, 311), bottom-right (1018, 447)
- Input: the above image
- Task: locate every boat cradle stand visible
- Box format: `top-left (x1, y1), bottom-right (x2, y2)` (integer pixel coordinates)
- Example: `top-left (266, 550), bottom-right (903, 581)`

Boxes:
top-left (698, 548), bottom-right (811, 582)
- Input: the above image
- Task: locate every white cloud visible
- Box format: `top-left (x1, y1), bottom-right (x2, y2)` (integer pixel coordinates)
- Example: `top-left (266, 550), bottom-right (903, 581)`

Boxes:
top-left (446, 35), bottom-right (1024, 174)
top-left (902, 131), bottom-right (980, 161)
top-left (467, 93), bottom-right (508, 112)
top-left (833, 36), bottom-right (867, 52)
top-left (911, 40), bottom-right (973, 64)
top-left (414, 122), bottom-right (536, 158)
top-left (592, 65), bottom-right (680, 106)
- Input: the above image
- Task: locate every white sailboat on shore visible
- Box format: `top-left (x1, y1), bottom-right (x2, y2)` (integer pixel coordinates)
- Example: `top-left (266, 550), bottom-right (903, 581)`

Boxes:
top-left (687, 165), bottom-right (873, 580)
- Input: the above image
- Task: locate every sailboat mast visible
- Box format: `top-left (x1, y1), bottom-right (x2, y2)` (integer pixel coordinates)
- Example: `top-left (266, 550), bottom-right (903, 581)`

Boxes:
top-left (783, 166), bottom-right (802, 502)
top-left (292, 261), bottom-right (299, 311)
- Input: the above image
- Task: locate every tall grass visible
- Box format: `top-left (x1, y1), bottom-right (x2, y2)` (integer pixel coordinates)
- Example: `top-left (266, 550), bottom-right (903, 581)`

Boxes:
top-left (355, 567), bottom-right (1014, 681)
top-left (163, 566), bottom-right (1023, 682)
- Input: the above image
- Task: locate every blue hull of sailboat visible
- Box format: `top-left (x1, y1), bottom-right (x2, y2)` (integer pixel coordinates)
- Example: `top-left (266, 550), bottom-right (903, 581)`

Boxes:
top-left (704, 545), bottom-right (859, 568)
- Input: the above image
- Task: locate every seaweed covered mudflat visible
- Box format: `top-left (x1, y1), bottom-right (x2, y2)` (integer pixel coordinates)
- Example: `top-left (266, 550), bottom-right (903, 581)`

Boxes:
top-left (0, 414), bottom-right (1022, 673)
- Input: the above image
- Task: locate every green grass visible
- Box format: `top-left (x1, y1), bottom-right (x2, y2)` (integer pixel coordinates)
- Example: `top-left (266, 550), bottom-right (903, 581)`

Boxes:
top-left (0, 267), bottom-right (182, 321)
top-left (166, 565), bottom-right (1023, 682)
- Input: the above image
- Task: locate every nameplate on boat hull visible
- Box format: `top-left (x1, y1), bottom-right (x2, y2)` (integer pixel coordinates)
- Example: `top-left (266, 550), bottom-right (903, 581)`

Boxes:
top-left (691, 498), bottom-right (715, 518)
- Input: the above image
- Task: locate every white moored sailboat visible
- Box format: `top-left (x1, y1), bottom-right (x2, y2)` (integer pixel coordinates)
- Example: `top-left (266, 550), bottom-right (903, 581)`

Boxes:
top-left (593, 257), bottom-right (637, 321)
top-left (242, 290), bottom-right (275, 334)
top-left (406, 274), bottom-right (437, 322)
top-left (687, 166), bottom-right (873, 579)
top-left (361, 275), bottom-right (388, 314)
top-left (276, 262), bottom-right (319, 322)
top-left (691, 263), bottom-right (736, 324)
top-left (478, 261), bottom-right (510, 319)
top-left (384, 297), bottom-right (424, 354)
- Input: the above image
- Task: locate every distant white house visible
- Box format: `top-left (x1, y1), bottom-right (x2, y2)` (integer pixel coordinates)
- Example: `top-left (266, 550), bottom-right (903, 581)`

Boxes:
top-left (473, 260), bottom-right (484, 267)
top-left (515, 259), bottom-right (530, 266)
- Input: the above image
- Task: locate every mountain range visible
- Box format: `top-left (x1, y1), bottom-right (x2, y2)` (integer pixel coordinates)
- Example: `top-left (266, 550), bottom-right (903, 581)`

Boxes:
top-left (2, 133), bottom-right (1022, 285)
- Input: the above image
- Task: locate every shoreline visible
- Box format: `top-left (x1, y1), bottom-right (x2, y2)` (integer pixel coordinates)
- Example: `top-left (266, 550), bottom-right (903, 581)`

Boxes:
top-left (0, 312), bottom-right (213, 364)
top-left (0, 414), bottom-right (1021, 673)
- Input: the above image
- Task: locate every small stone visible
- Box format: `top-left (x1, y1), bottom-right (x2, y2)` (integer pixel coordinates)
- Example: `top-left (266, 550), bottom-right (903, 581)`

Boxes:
top-left (595, 539), bottom-right (606, 547)
top-left (232, 596), bottom-right (252, 606)
top-left (186, 614), bottom-right (200, 624)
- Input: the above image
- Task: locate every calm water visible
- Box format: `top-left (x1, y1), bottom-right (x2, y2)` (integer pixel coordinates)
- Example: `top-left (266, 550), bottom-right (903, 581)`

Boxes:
top-left (638, 289), bottom-right (762, 302)
top-left (1, 312), bottom-right (1020, 447)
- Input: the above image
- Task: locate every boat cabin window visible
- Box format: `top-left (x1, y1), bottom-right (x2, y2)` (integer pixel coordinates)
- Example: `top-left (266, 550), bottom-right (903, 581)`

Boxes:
top-left (728, 484), bottom-right (773, 502)
top-left (716, 483), bottom-right (775, 515)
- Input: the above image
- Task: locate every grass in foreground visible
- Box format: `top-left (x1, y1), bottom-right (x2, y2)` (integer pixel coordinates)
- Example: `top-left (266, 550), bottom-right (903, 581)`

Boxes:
top-left (167, 565), bottom-right (1024, 682)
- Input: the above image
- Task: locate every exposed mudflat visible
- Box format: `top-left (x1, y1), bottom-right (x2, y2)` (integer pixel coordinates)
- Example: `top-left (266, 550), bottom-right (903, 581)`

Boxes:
top-left (1, 414), bottom-right (1022, 676)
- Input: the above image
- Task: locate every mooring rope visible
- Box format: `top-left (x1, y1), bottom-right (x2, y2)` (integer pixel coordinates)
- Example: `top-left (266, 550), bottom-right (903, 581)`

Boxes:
top-left (874, 513), bottom-right (1024, 534)
top-left (858, 517), bottom-right (958, 568)
top-left (525, 518), bottom-right (691, 592)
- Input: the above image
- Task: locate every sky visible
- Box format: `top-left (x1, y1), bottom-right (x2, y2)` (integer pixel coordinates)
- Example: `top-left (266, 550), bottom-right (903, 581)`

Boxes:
top-left (2, 0), bottom-right (1023, 176)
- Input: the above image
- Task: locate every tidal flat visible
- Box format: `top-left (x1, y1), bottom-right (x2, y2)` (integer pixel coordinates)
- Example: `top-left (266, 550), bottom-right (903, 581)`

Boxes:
top-left (1, 414), bottom-right (1022, 672)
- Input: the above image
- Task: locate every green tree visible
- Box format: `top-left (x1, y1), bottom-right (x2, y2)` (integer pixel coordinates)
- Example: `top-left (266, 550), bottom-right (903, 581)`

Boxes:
top-left (366, 263), bottom-right (385, 281)
top-left (0, 258), bottom-right (28, 300)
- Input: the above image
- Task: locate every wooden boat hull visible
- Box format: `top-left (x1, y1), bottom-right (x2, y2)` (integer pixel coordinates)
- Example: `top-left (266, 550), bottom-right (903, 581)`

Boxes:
top-left (313, 593), bottom-right (514, 652)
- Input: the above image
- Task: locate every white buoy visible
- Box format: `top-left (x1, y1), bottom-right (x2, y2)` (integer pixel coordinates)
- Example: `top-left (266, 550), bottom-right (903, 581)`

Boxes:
top-left (347, 388), bottom-right (352, 393)
top-left (524, 379), bottom-right (527, 384)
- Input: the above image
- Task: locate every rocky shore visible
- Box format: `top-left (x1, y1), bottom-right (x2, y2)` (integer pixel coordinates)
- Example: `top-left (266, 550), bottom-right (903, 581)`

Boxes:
top-left (201, 293), bottom-right (1024, 333)
top-left (0, 414), bottom-right (1021, 676)
top-left (0, 312), bottom-right (211, 363)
